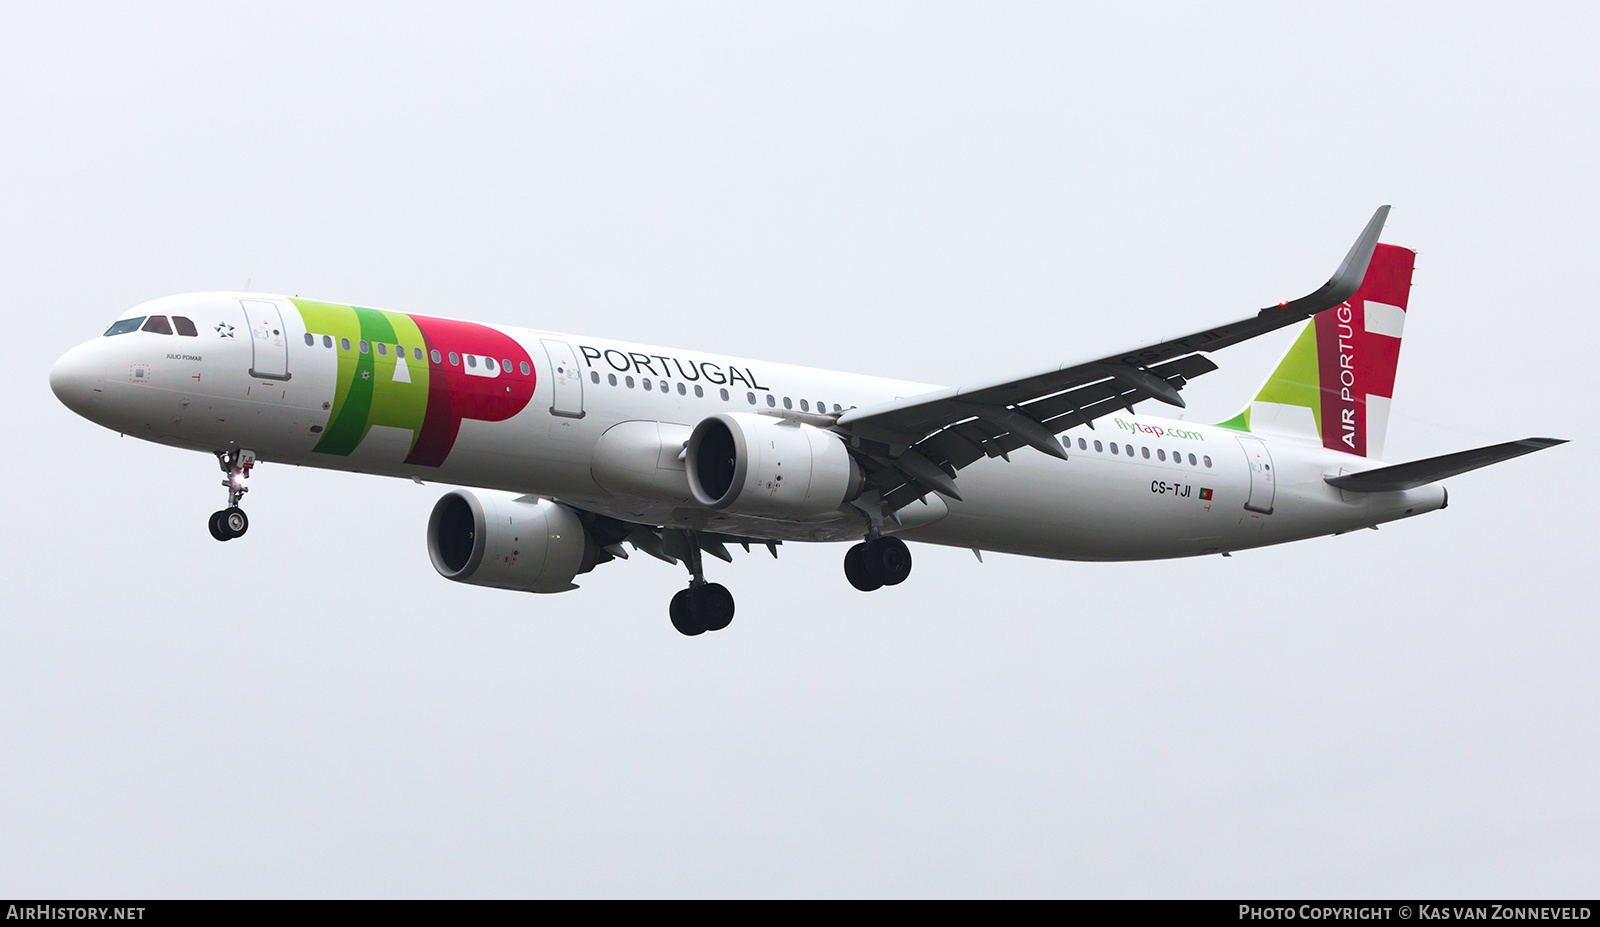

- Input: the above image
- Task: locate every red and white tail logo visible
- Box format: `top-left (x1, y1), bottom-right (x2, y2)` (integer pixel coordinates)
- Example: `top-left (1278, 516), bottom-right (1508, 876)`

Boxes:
top-left (1314, 243), bottom-right (1414, 458)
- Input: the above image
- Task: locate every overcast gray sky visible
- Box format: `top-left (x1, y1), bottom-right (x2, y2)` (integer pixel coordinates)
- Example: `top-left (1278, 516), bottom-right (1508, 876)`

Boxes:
top-left (2, 1), bottom-right (1595, 898)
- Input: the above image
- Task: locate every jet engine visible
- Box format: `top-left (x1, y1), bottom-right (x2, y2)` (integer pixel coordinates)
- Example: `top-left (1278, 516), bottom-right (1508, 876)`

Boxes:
top-left (685, 413), bottom-right (863, 518)
top-left (426, 490), bottom-right (601, 593)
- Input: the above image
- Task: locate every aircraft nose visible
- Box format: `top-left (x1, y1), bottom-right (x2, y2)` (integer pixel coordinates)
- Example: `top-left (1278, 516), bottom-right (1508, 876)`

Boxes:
top-left (50, 341), bottom-right (105, 415)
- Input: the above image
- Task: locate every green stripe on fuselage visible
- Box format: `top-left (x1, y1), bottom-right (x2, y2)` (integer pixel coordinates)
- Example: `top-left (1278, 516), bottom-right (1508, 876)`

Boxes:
top-left (367, 310), bottom-right (429, 448)
top-left (291, 299), bottom-right (431, 457)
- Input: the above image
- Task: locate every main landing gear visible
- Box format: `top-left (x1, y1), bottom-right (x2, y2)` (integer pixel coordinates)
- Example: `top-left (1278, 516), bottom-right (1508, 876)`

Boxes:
top-left (666, 529), bottom-right (735, 637)
top-left (208, 449), bottom-right (256, 542)
top-left (843, 535), bottom-right (912, 592)
top-left (670, 583), bottom-right (735, 637)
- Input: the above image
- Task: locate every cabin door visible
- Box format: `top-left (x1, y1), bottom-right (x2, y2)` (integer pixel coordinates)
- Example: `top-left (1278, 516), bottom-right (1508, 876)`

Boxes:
top-left (1237, 436), bottom-right (1275, 515)
top-left (541, 339), bottom-right (585, 418)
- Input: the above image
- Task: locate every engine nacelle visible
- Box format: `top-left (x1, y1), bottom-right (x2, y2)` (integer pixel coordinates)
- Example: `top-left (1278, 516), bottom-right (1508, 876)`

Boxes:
top-left (426, 490), bottom-right (598, 593)
top-left (686, 413), bottom-right (862, 518)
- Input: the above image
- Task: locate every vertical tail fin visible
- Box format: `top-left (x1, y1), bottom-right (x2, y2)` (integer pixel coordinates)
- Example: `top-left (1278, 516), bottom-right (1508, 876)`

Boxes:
top-left (1215, 243), bottom-right (1415, 459)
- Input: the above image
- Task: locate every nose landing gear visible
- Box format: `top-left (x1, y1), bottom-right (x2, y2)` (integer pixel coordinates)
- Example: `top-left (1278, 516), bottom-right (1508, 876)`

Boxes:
top-left (208, 449), bottom-right (256, 541)
top-left (844, 535), bottom-right (912, 591)
top-left (208, 507), bottom-right (249, 541)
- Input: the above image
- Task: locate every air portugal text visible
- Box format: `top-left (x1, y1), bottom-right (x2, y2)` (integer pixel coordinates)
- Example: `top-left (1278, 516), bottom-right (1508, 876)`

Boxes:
top-left (579, 346), bottom-right (769, 391)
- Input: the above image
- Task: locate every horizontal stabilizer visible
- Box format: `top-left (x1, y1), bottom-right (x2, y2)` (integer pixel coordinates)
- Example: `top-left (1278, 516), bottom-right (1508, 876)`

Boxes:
top-left (1325, 437), bottom-right (1566, 493)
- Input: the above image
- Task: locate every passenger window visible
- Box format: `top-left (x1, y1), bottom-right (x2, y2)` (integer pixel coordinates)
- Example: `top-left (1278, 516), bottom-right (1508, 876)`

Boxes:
top-left (449, 352), bottom-right (459, 365)
top-left (1203, 456), bottom-right (1213, 468)
top-left (695, 385), bottom-right (704, 398)
top-left (783, 396), bottom-right (792, 409)
top-left (626, 376), bottom-right (635, 388)
top-left (341, 338), bottom-right (351, 351)
top-left (608, 374), bottom-right (617, 386)
top-left (799, 399), bottom-right (809, 412)
top-left (467, 355), bottom-right (477, 368)
top-left (833, 404), bottom-right (842, 413)
top-left (1078, 438), bottom-right (1087, 450)
top-left (677, 382), bottom-right (686, 395)
top-left (747, 392), bottom-right (756, 404)
top-left (590, 370), bottom-right (599, 383)
top-left (303, 333), bottom-right (314, 346)
top-left (1141, 447), bottom-right (1150, 459)
top-left (1157, 449), bottom-right (1166, 461)
top-left (719, 388), bottom-right (728, 401)
top-left (141, 316), bottom-right (173, 335)
top-left (377, 342), bottom-right (387, 356)
top-left (658, 380), bottom-right (667, 392)
top-left (1110, 443), bottom-right (1119, 455)
top-left (1094, 440), bottom-right (1103, 452)
top-left (485, 357), bottom-right (495, 371)
top-left (502, 358), bottom-right (512, 371)
top-left (104, 317), bottom-right (145, 336)
top-left (324, 335), bottom-right (334, 348)
top-left (173, 317), bottom-right (199, 337)
top-left (642, 378), bottom-right (652, 391)
top-left (430, 349), bottom-right (441, 363)
top-left (414, 347), bottom-right (423, 360)
top-left (359, 340), bottom-right (369, 354)
top-left (1125, 444), bottom-right (1134, 456)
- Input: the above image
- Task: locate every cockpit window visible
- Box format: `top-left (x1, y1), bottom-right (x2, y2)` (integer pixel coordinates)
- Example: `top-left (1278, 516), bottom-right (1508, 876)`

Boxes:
top-left (172, 316), bottom-right (198, 336)
top-left (104, 317), bottom-right (145, 336)
top-left (141, 316), bottom-right (174, 335)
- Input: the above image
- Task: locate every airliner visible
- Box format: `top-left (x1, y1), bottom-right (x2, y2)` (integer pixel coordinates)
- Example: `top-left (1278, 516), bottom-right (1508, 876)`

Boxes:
top-left (50, 207), bottom-right (1563, 635)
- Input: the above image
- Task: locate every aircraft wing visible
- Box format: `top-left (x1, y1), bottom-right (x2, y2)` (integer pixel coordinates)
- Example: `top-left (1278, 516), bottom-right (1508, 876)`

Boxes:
top-left (834, 206), bottom-right (1391, 512)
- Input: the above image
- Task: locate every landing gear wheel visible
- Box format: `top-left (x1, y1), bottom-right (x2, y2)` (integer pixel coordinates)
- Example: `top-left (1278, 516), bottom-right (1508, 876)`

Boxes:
top-left (870, 536), bottom-right (912, 586)
top-left (670, 588), bottom-right (705, 637)
top-left (844, 543), bottom-right (883, 592)
top-left (694, 582), bottom-right (735, 632)
top-left (211, 450), bottom-right (257, 541)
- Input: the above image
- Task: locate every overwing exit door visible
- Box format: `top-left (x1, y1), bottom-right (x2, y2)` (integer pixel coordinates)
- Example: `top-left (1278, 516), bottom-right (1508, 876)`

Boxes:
top-left (240, 299), bottom-right (291, 381)
top-left (541, 339), bottom-right (585, 418)
top-left (1237, 436), bottom-right (1275, 515)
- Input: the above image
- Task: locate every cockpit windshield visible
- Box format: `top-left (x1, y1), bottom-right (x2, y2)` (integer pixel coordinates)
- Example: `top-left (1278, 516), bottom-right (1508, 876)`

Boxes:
top-left (141, 316), bottom-right (173, 335)
top-left (103, 317), bottom-right (145, 336)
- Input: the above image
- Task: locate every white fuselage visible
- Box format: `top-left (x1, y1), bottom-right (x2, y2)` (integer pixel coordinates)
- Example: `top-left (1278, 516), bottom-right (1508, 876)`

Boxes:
top-left (51, 292), bottom-right (1445, 559)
